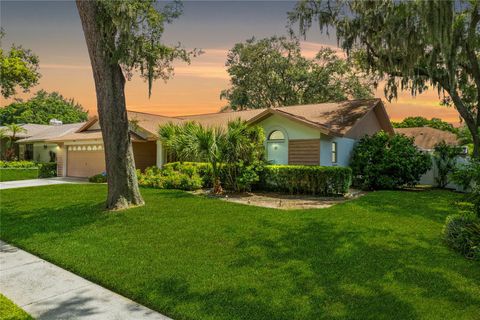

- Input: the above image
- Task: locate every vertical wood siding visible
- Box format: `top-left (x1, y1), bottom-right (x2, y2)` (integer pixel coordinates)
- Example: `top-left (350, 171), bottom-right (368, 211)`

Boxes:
top-left (288, 139), bottom-right (320, 165)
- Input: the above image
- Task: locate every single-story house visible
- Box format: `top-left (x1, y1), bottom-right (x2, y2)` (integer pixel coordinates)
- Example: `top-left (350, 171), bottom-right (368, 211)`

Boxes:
top-left (17, 99), bottom-right (394, 178)
top-left (1, 121), bottom-right (84, 161)
top-left (395, 126), bottom-right (468, 189)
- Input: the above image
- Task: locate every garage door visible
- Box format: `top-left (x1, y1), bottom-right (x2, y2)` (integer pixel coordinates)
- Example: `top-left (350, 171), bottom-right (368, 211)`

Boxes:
top-left (67, 145), bottom-right (105, 177)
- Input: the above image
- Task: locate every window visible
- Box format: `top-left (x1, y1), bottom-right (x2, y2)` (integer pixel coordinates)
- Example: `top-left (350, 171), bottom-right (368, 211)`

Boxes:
top-left (331, 142), bottom-right (337, 164)
top-left (268, 130), bottom-right (285, 141)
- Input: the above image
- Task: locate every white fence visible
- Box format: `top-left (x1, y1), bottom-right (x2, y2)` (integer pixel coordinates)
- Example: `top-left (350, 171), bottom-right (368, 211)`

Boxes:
top-left (419, 155), bottom-right (469, 191)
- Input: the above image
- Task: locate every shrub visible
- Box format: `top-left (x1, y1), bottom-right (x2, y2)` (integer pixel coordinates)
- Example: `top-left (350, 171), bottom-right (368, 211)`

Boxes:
top-left (433, 142), bottom-right (461, 188)
top-left (451, 161), bottom-right (480, 216)
top-left (137, 166), bottom-right (202, 191)
top-left (163, 162), bottom-right (213, 187)
top-left (258, 165), bottom-right (352, 196)
top-left (38, 162), bottom-right (57, 178)
top-left (0, 161), bottom-right (36, 168)
top-left (351, 131), bottom-right (432, 190)
top-left (89, 172), bottom-right (107, 183)
top-left (443, 214), bottom-right (480, 260)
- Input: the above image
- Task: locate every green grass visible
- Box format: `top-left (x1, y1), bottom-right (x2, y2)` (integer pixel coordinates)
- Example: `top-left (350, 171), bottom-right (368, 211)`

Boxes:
top-left (0, 168), bottom-right (38, 182)
top-left (1, 185), bottom-right (479, 320)
top-left (0, 294), bottom-right (34, 320)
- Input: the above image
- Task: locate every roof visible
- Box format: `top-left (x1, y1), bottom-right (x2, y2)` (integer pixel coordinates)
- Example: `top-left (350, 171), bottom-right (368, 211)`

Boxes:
top-left (0, 124), bottom-right (51, 139)
top-left (16, 123), bottom-right (85, 143)
top-left (394, 127), bottom-right (460, 150)
top-left (46, 99), bottom-right (392, 142)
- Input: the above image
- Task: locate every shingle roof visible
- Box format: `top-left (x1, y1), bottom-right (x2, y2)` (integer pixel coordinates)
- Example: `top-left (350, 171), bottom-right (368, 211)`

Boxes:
top-left (0, 124), bottom-right (51, 138)
top-left (45, 99), bottom-right (391, 142)
top-left (16, 123), bottom-right (85, 143)
top-left (394, 127), bottom-right (460, 150)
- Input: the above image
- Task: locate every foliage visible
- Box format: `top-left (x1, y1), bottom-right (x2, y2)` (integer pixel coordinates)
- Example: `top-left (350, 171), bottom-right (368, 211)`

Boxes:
top-left (0, 30), bottom-right (40, 99)
top-left (159, 120), bottom-right (265, 192)
top-left (163, 162), bottom-right (214, 187)
top-left (351, 132), bottom-right (432, 190)
top-left (89, 172), bottom-right (107, 183)
top-left (0, 168), bottom-right (38, 182)
top-left (220, 36), bottom-right (374, 110)
top-left (0, 294), bottom-right (34, 320)
top-left (433, 142), bottom-right (462, 188)
top-left (443, 214), bottom-right (480, 260)
top-left (0, 90), bottom-right (88, 125)
top-left (38, 162), bottom-right (57, 178)
top-left (258, 165), bottom-right (352, 196)
top-left (1, 123), bottom-right (26, 160)
top-left (2, 185), bottom-right (477, 320)
top-left (392, 116), bottom-right (458, 134)
top-left (136, 166), bottom-right (202, 191)
top-left (451, 161), bottom-right (480, 216)
top-left (0, 160), bottom-right (36, 168)
top-left (93, 0), bottom-right (197, 96)
top-left (289, 0), bottom-right (480, 158)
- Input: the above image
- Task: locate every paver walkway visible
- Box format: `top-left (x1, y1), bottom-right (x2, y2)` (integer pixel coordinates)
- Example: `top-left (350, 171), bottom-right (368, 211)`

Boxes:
top-left (0, 177), bottom-right (88, 190)
top-left (0, 241), bottom-right (171, 320)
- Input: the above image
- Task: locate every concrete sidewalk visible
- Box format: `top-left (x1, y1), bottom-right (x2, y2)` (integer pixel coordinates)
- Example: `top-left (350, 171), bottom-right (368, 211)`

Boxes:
top-left (0, 241), bottom-right (171, 320)
top-left (0, 177), bottom-right (88, 190)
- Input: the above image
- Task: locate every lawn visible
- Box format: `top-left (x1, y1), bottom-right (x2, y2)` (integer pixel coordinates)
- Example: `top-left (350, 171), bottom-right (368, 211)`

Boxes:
top-left (0, 294), bottom-right (34, 320)
top-left (1, 185), bottom-right (479, 320)
top-left (0, 168), bottom-right (38, 182)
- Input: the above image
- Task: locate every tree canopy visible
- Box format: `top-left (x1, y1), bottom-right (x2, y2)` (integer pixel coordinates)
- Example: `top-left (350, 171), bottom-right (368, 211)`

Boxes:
top-left (289, 0), bottom-right (480, 157)
top-left (392, 116), bottom-right (458, 134)
top-left (0, 30), bottom-right (40, 99)
top-left (76, 0), bottom-right (196, 209)
top-left (0, 90), bottom-right (88, 125)
top-left (220, 36), bottom-right (375, 111)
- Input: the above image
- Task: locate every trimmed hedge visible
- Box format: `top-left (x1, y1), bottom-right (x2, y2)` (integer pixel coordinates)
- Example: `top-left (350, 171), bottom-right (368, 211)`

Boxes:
top-left (0, 161), bottom-right (36, 168)
top-left (137, 166), bottom-right (203, 191)
top-left (38, 162), bottom-right (57, 178)
top-left (258, 165), bottom-right (352, 196)
top-left (0, 168), bottom-right (39, 182)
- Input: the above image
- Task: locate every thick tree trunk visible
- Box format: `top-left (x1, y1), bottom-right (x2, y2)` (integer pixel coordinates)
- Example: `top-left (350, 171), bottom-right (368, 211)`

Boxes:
top-left (76, 1), bottom-right (144, 210)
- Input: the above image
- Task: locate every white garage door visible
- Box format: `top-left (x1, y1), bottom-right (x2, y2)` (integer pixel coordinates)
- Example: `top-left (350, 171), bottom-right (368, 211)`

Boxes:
top-left (67, 145), bottom-right (105, 178)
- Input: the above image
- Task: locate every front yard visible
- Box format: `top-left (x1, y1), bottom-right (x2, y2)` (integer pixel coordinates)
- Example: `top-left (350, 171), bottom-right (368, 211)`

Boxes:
top-left (0, 168), bottom-right (38, 182)
top-left (1, 185), bottom-right (479, 320)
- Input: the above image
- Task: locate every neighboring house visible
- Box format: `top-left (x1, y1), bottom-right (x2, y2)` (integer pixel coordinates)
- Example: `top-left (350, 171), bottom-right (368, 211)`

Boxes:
top-left (0, 123), bottom-right (54, 160)
top-left (16, 122), bottom-right (85, 163)
top-left (395, 127), bottom-right (467, 188)
top-left (19, 99), bottom-right (393, 178)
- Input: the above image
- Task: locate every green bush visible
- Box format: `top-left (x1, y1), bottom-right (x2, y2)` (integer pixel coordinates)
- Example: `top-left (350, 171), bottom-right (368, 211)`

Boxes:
top-left (451, 161), bottom-right (480, 216)
top-left (38, 162), bottom-right (57, 178)
top-left (0, 161), bottom-right (36, 168)
top-left (258, 165), bottom-right (352, 196)
top-left (137, 166), bottom-right (202, 191)
top-left (89, 173), bottom-right (107, 183)
top-left (443, 214), bottom-right (480, 260)
top-left (163, 162), bottom-right (213, 187)
top-left (0, 168), bottom-right (38, 182)
top-left (351, 131), bottom-right (432, 190)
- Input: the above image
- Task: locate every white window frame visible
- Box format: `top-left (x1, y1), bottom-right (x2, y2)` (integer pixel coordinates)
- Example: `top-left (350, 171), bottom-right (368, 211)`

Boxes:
top-left (331, 142), bottom-right (338, 164)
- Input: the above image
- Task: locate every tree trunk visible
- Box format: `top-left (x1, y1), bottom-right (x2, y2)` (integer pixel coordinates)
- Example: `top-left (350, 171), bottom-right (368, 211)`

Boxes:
top-left (76, 1), bottom-right (144, 210)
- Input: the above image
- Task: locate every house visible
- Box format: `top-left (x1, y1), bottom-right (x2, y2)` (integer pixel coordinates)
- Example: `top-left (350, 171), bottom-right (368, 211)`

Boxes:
top-left (394, 126), bottom-right (467, 188)
top-left (1, 121), bottom-right (84, 161)
top-left (17, 99), bottom-right (393, 178)
top-left (394, 127), bottom-right (462, 151)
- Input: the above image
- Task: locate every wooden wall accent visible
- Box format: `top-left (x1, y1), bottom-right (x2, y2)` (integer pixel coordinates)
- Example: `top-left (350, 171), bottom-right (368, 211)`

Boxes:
top-left (288, 139), bottom-right (320, 165)
top-left (133, 141), bottom-right (157, 171)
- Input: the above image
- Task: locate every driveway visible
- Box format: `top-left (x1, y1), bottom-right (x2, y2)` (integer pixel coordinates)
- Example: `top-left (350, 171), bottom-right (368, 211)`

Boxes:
top-left (0, 177), bottom-right (88, 190)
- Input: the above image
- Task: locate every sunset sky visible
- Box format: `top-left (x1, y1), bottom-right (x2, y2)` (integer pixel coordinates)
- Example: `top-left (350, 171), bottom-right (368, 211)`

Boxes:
top-left (1, 0), bottom-right (461, 123)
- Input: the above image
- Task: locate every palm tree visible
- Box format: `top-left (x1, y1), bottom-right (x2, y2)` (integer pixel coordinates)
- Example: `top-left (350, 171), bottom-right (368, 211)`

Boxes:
top-left (159, 119), bottom-right (265, 193)
top-left (5, 124), bottom-right (26, 160)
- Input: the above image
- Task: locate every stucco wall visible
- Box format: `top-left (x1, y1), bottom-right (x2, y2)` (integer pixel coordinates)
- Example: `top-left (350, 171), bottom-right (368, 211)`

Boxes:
top-left (258, 114), bottom-right (321, 165)
top-left (33, 143), bottom-right (58, 163)
top-left (320, 135), bottom-right (356, 166)
top-left (345, 109), bottom-right (383, 139)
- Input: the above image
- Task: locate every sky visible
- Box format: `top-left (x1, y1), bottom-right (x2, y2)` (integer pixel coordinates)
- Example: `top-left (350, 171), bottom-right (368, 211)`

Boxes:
top-left (1, 0), bottom-right (461, 123)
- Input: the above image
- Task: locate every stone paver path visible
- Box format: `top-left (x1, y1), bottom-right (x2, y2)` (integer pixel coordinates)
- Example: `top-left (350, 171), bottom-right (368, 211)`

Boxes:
top-left (0, 241), bottom-right (171, 320)
top-left (0, 177), bottom-right (88, 190)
